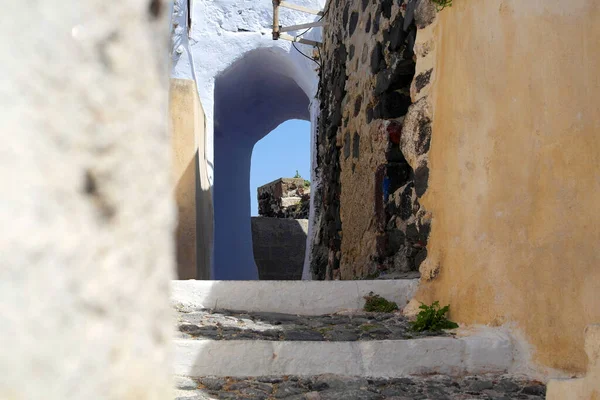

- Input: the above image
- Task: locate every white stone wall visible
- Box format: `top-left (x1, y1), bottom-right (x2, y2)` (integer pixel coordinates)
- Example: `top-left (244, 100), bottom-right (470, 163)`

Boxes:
top-left (171, 0), bottom-right (326, 185)
top-left (0, 1), bottom-right (175, 399)
top-left (170, 0), bottom-right (326, 279)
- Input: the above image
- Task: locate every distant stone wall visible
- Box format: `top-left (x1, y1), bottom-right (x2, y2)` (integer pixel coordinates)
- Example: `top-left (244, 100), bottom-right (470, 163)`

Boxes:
top-left (258, 178), bottom-right (310, 219)
top-left (251, 218), bottom-right (308, 280)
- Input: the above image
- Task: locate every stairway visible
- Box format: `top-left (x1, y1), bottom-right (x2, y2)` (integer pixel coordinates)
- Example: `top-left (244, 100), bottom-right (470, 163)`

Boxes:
top-left (171, 280), bottom-right (546, 399)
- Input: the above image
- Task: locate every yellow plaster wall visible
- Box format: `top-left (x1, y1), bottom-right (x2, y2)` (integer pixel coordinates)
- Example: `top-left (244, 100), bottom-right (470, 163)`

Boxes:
top-left (169, 78), bottom-right (213, 280)
top-left (416, 0), bottom-right (600, 373)
top-left (547, 325), bottom-right (600, 399)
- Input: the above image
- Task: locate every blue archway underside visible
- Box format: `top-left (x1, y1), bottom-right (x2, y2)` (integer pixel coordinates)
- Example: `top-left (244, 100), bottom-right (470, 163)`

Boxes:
top-left (213, 48), bottom-right (310, 280)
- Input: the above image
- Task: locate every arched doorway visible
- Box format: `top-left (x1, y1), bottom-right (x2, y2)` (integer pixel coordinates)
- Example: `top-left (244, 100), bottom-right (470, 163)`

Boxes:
top-left (213, 48), bottom-right (311, 280)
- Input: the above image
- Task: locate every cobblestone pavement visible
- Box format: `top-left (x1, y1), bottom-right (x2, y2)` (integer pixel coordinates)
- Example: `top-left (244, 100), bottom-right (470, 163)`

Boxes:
top-left (174, 374), bottom-right (547, 399)
top-left (177, 309), bottom-right (447, 341)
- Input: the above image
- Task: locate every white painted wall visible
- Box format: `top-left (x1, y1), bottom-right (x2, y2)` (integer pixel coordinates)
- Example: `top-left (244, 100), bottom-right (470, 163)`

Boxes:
top-left (0, 1), bottom-right (174, 399)
top-left (171, 0), bottom-right (326, 279)
top-left (171, 0), bottom-right (326, 184)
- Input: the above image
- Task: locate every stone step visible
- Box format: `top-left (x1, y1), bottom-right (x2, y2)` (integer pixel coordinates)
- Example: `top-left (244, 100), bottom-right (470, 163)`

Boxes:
top-left (172, 280), bottom-right (419, 315)
top-left (172, 281), bottom-right (518, 380)
top-left (173, 330), bottom-right (514, 378)
top-left (174, 374), bottom-right (547, 399)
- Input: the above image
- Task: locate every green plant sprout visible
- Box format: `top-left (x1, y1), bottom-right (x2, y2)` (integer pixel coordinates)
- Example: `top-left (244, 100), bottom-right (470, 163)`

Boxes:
top-left (363, 292), bottom-right (399, 313)
top-left (410, 301), bottom-right (459, 332)
top-left (431, 0), bottom-right (452, 12)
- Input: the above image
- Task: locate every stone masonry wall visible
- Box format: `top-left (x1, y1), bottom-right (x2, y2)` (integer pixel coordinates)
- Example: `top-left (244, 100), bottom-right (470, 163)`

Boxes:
top-left (252, 218), bottom-right (309, 280)
top-left (311, 0), bottom-right (437, 280)
top-left (258, 178), bottom-right (310, 219)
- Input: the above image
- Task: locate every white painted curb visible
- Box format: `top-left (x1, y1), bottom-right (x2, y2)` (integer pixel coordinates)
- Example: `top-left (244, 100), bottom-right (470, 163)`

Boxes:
top-left (172, 280), bottom-right (419, 315)
top-left (173, 330), bottom-right (514, 378)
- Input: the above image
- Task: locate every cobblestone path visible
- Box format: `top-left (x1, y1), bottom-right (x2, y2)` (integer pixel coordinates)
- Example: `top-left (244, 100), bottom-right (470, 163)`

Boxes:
top-left (177, 309), bottom-right (448, 341)
top-left (174, 374), bottom-right (546, 399)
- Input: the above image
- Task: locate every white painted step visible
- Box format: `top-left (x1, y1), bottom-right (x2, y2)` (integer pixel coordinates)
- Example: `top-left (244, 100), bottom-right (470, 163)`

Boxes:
top-left (173, 328), bottom-right (515, 378)
top-left (171, 280), bottom-right (518, 379)
top-left (172, 280), bottom-right (419, 315)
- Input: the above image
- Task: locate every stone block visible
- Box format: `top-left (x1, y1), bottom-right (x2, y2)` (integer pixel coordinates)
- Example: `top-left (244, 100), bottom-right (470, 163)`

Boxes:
top-left (252, 218), bottom-right (308, 280)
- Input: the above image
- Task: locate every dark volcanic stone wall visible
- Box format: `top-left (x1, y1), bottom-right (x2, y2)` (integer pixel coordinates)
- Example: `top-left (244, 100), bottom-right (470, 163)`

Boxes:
top-left (310, 0), bottom-right (437, 280)
top-left (252, 217), bottom-right (308, 280)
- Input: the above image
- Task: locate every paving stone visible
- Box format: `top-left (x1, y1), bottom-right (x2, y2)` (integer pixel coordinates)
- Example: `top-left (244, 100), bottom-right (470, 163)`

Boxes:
top-left (327, 329), bottom-right (359, 341)
top-left (239, 387), bottom-right (269, 399)
top-left (318, 388), bottom-right (383, 400)
top-left (380, 386), bottom-right (410, 397)
top-left (283, 330), bottom-right (324, 341)
top-left (177, 309), bottom-right (450, 342)
top-left (212, 393), bottom-right (238, 399)
top-left (313, 375), bottom-right (368, 391)
top-left (274, 381), bottom-right (306, 398)
top-left (522, 384), bottom-right (546, 396)
top-left (199, 377), bottom-right (226, 391)
top-left (250, 382), bottom-right (274, 394)
top-left (175, 376), bottom-right (199, 390)
top-left (176, 374), bottom-right (546, 399)
top-left (497, 378), bottom-right (521, 392)
top-left (228, 382), bottom-right (251, 391)
top-left (257, 376), bottom-right (284, 384)
top-left (469, 379), bottom-right (494, 392)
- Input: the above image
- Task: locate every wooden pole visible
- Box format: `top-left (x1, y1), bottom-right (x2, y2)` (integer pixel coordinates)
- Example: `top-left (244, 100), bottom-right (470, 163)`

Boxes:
top-left (272, 0), bottom-right (280, 40)
top-left (278, 33), bottom-right (321, 47)
top-left (279, 20), bottom-right (326, 33)
top-left (279, 1), bottom-right (324, 16)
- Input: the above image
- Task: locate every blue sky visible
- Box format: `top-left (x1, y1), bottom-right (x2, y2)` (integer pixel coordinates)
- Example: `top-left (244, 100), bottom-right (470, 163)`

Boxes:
top-left (250, 119), bottom-right (311, 216)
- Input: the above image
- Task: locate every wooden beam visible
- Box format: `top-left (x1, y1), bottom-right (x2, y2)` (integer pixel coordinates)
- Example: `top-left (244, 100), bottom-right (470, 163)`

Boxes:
top-left (272, 0), bottom-right (280, 40)
top-left (279, 20), bottom-right (326, 33)
top-left (279, 33), bottom-right (321, 47)
top-left (279, 1), bottom-right (324, 16)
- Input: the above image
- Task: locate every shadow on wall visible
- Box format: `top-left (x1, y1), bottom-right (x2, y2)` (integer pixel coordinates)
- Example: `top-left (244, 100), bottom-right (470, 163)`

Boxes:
top-left (170, 76), bottom-right (213, 280)
top-left (195, 150), bottom-right (213, 280)
top-left (174, 153), bottom-right (197, 279)
top-left (174, 151), bottom-right (213, 280)
top-left (251, 217), bottom-right (308, 280)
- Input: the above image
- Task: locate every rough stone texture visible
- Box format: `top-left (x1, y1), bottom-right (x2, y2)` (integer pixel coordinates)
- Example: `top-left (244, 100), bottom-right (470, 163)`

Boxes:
top-left (177, 309), bottom-right (445, 341)
top-left (312, 0), bottom-right (435, 280)
top-left (0, 1), bottom-right (174, 399)
top-left (258, 178), bottom-right (311, 219)
top-left (415, 0), bottom-right (437, 29)
top-left (399, 97), bottom-right (432, 171)
top-left (174, 374), bottom-right (546, 399)
top-left (251, 218), bottom-right (308, 280)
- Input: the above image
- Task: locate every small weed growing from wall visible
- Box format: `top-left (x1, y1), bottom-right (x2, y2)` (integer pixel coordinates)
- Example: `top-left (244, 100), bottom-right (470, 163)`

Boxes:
top-left (304, 180), bottom-right (311, 187)
top-left (410, 301), bottom-right (459, 332)
top-left (363, 292), bottom-right (399, 313)
top-left (431, 0), bottom-right (452, 11)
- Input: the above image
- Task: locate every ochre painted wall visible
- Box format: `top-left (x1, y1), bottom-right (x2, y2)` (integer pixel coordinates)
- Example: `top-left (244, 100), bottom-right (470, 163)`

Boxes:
top-left (416, 0), bottom-right (600, 373)
top-left (169, 78), bottom-right (213, 279)
top-left (547, 325), bottom-right (600, 398)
